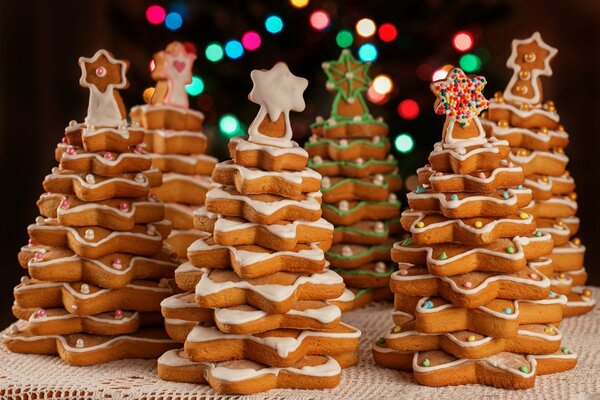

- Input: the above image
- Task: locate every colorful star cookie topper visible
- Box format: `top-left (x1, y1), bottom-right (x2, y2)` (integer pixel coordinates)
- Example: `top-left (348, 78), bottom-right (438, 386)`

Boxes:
top-left (431, 67), bottom-right (490, 128)
top-left (248, 62), bottom-right (308, 147)
top-left (503, 32), bottom-right (558, 105)
top-left (321, 49), bottom-right (372, 118)
top-left (78, 49), bottom-right (129, 127)
top-left (150, 41), bottom-right (197, 108)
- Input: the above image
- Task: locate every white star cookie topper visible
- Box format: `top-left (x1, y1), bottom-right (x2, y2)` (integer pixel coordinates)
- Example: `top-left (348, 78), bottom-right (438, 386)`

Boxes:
top-left (151, 41), bottom-right (196, 108)
top-left (503, 32), bottom-right (558, 105)
top-left (248, 62), bottom-right (308, 148)
top-left (78, 49), bottom-right (129, 127)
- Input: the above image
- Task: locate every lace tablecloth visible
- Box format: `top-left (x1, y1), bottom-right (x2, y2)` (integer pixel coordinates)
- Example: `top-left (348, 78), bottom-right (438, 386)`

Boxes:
top-left (1, 288), bottom-right (599, 400)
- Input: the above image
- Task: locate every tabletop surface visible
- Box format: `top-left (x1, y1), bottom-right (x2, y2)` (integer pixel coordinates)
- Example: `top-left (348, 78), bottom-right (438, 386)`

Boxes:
top-left (1, 288), bottom-right (599, 400)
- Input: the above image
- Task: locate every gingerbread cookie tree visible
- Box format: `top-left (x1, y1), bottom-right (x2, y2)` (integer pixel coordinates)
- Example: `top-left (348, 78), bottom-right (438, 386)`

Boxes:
top-left (306, 50), bottom-right (403, 306)
top-left (372, 67), bottom-right (577, 389)
top-left (130, 42), bottom-right (217, 261)
top-left (155, 63), bottom-right (360, 395)
top-left (3, 50), bottom-right (178, 365)
top-left (482, 33), bottom-right (594, 316)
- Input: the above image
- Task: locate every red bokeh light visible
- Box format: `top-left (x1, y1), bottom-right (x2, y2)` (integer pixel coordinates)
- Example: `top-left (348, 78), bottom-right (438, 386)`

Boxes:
top-left (397, 99), bottom-right (420, 120)
top-left (146, 5), bottom-right (166, 25)
top-left (453, 31), bottom-right (474, 52)
top-left (378, 23), bottom-right (397, 42)
top-left (310, 10), bottom-right (330, 31)
top-left (241, 31), bottom-right (262, 51)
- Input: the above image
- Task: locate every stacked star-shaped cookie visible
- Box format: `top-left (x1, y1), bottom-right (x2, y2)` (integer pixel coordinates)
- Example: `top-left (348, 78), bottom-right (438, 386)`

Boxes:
top-left (372, 67), bottom-right (577, 389)
top-left (482, 32), bottom-right (593, 316)
top-left (306, 50), bottom-right (403, 306)
top-left (130, 42), bottom-right (217, 261)
top-left (155, 63), bottom-right (361, 395)
top-left (3, 50), bottom-right (179, 365)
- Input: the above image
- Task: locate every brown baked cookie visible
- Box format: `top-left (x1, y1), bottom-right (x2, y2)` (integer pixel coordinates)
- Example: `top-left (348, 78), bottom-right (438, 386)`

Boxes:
top-left (305, 136), bottom-right (391, 162)
top-left (391, 233), bottom-right (553, 276)
top-left (389, 258), bottom-right (553, 308)
top-left (3, 322), bottom-right (177, 366)
top-left (228, 137), bottom-right (309, 172)
top-left (19, 244), bottom-right (176, 288)
top-left (56, 142), bottom-right (152, 177)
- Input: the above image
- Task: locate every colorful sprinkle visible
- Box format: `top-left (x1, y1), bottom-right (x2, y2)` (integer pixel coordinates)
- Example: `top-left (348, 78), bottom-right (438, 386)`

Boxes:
top-left (403, 238), bottom-right (413, 246)
top-left (474, 221), bottom-right (483, 228)
top-left (431, 68), bottom-right (489, 126)
top-left (544, 327), bottom-right (553, 334)
top-left (519, 365), bottom-right (530, 373)
top-left (463, 281), bottom-right (473, 289)
top-left (423, 301), bottom-right (434, 309)
top-left (422, 358), bottom-right (431, 367)
top-left (506, 246), bottom-right (515, 254)
top-left (399, 269), bottom-right (408, 276)
top-left (549, 291), bottom-right (556, 298)
top-left (517, 185), bottom-right (523, 190)
top-left (535, 230), bottom-right (542, 237)
top-left (562, 347), bottom-right (570, 354)
top-left (450, 194), bottom-right (459, 201)
top-left (503, 308), bottom-right (512, 314)
top-left (501, 191), bottom-right (509, 199)
top-left (416, 185), bottom-right (425, 194)
top-left (439, 252), bottom-right (448, 260)
top-left (376, 337), bottom-right (385, 345)
top-left (467, 335), bottom-right (476, 342)
top-left (416, 221), bottom-right (425, 228)
top-left (529, 273), bottom-right (538, 279)
top-left (36, 308), bottom-right (46, 317)
top-left (393, 325), bottom-right (402, 333)
top-left (519, 212), bottom-right (529, 219)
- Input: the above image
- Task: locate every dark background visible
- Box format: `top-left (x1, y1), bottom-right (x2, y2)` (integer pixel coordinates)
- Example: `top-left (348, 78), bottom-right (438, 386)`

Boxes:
top-left (1, 0), bottom-right (599, 327)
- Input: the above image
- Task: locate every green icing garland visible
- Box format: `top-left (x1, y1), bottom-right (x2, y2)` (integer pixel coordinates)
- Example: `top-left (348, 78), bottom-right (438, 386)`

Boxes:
top-left (326, 244), bottom-right (392, 261)
top-left (332, 219), bottom-right (397, 238)
top-left (308, 157), bottom-right (397, 170)
top-left (333, 266), bottom-right (394, 278)
top-left (322, 200), bottom-right (402, 216)
top-left (320, 174), bottom-right (401, 193)
top-left (305, 136), bottom-right (390, 150)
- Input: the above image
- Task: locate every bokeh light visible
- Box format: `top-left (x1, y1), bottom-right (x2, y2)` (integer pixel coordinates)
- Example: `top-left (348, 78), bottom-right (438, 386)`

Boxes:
top-left (358, 43), bottom-right (378, 62)
top-left (186, 76), bottom-right (204, 96)
top-left (432, 64), bottom-right (453, 81)
top-left (265, 15), bottom-right (284, 34)
top-left (225, 40), bottom-right (244, 59)
top-left (241, 31), bottom-right (262, 51)
top-left (453, 31), bottom-right (474, 52)
top-left (459, 53), bottom-right (482, 72)
top-left (146, 5), bottom-right (166, 25)
top-left (394, 133), bottom-right (414, 153)
top-left (336, 30), bottom-right (353, 48)
top-left (205, 43), bottom-right (224, 62)
top-left (290, 0), bottom-right (309, 8)
top-left (356, 18), bottom-right (376, 38)
top-left (373, 74), bottom-right (393, 95)
top-left (378, 23), bottom-right (397, 42)
top-left (397, 99), bottom-right (420, 120)
top-left (165, 12), bottom-right (183, 30)
top-left (310, 10), bottom-right (330, 31)
top-left (219, 114), bottom-right (242, 136)
top-left (367, 84), bottom-right (387, 104)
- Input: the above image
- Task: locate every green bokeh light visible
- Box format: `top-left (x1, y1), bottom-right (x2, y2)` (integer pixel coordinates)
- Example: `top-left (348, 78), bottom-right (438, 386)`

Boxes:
top-left (336, 30), bottom-right (353, 48)
top-left (219, 114), bottom-right (242, 136)
top-left (394, 133), bottom-right (414, 153)
top-left (186, 75), bottom-right (204, 96)
top-left (459, 53), bottom-right (482, 73)
top-left (205, 43), bottom-right (224, 62)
